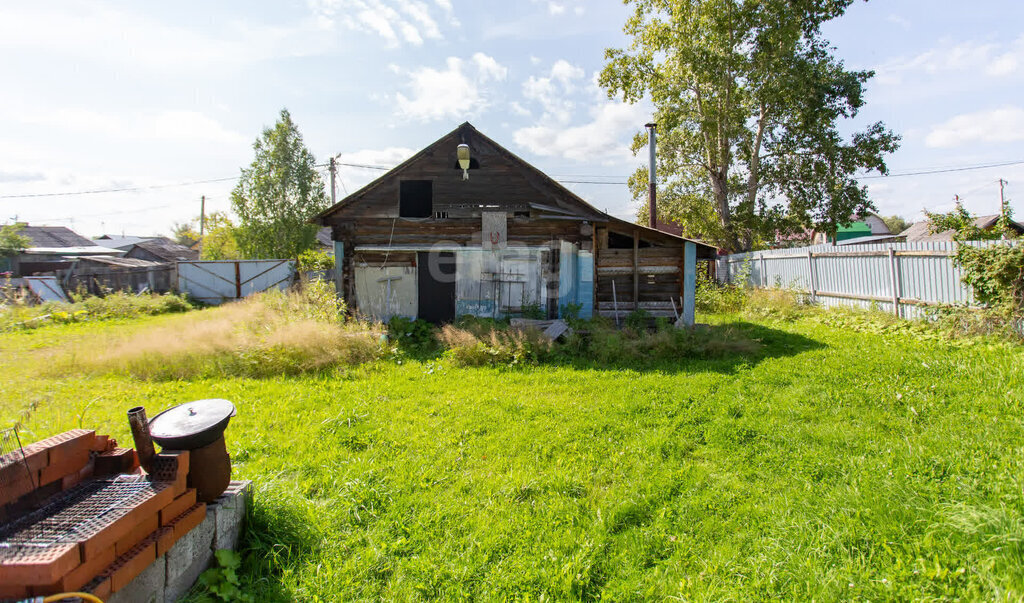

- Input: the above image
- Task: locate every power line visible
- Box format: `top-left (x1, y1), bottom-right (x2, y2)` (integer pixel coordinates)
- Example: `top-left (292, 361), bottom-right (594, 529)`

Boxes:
top-left (0, 176), bottom-right (241, 199)
top-left (858, 159), bottom-right (1024, 179)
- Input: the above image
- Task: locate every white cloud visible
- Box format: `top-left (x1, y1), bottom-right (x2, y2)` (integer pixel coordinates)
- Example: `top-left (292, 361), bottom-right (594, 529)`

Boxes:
top-left (309, 0), bottom-right (450, 47)
top-left (548, 3), bottom-right (566, 15)
top-left (521, 59), bottom-right (586, 124)
top-left (513, 101), bottom-right (649, 163)
top-left (334, 147), bottom-right (416, 193)
top-left (880, 36), bottom-right (1024, 82)
top-left (925, 106), bottom-right (1024, 148)
top-left (471, 52), bottom-right (509, 82)
top-left (395, 54), bottom-right (507, 121)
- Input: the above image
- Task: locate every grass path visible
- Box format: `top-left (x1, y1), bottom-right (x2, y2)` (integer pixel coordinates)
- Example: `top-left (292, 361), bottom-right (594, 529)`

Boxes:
top-left (2, 314), bottom-right (1023, 600)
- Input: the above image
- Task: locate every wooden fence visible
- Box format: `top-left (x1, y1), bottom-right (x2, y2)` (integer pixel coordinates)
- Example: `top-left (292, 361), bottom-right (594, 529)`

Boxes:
top-left (717, 240), bottom-right (1018, 318)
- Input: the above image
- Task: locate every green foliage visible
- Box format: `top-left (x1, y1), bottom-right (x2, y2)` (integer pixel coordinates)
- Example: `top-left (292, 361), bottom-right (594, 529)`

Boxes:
top-left (955, 244), bottom-right (1024, 310)
top-left (695, 270), bottom-right (747, 314)
top-left (0, 223), bottom-right (31, 258)
top-left (296, 248), bottom-right (334, 272)
top-left (881, 214), bottom-right (911, 235)
top-left (195, 549), bottom-right (253, 602)
top-left (171, 220), bottom-right (200, 248)
top-left (601, 0), bottom-right (899, 251)
top-left (201, 212), bottom-right (242, 260)
top-left (624, 308), bottom-right (652, 331)
top-left (231, 109), bottom-right (329, 259)
top-left (387, 316), bottom-right (438, 354)
top-left (519, 302), bottom-right (546, 320)
top-left (439, 323), bottom-right (552, 367)
top-left (6, 310), bottom-right (1024, 600)
top-left (0, 291), bottom-right (193, 331)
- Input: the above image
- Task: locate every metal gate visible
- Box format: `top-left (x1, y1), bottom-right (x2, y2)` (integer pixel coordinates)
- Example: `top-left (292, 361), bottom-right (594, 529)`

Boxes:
top-left (177, 260), bottom-right (295, 305)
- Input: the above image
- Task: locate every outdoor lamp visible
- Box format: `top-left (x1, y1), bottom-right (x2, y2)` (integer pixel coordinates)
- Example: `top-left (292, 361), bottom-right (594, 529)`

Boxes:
top-left (457, 143), bottom-right (471, 180)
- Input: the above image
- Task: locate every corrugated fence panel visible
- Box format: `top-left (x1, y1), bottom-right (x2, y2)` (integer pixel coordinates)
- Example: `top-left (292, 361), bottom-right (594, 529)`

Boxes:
top-left (720, 240), bottom-right (1019, 318)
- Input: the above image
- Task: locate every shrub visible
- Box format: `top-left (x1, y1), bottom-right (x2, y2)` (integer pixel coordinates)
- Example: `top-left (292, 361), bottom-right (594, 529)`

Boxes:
top-left (1, 290), bottom-right (194, 331)
top-left (439, 324), bottom-right (552, 367)
top-left (624, 308), bottom-right (652, 332)
top-left (387, 316), bottom-right (437, 354)
top-left (581, 321), bottom-right (760, 365)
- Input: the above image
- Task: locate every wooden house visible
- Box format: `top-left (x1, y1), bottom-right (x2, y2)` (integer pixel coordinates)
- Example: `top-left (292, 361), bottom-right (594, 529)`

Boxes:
top-left (315, 123), bottom-right (716, 324)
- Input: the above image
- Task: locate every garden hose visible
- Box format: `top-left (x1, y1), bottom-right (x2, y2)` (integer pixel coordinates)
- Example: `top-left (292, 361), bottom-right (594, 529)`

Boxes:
top-left (38, 593), bottom-right (104, 603)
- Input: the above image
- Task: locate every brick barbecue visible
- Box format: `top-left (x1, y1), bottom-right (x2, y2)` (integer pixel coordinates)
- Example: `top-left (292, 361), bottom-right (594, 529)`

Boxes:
top-left (0, 429), bottom-right (210, 601)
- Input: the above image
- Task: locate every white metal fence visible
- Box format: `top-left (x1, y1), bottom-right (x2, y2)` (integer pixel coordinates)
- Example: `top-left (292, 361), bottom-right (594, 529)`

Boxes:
top-left (717, 240), bottom-right (1017, 319)
top-left (177, 260), bottom-right (295, 305)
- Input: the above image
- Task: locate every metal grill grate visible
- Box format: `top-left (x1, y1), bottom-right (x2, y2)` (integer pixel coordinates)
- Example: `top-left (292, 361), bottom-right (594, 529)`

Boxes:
top-left (0, 476), bottom-right (169, 564)
top-left (0, 425), bottom-right (37, 492)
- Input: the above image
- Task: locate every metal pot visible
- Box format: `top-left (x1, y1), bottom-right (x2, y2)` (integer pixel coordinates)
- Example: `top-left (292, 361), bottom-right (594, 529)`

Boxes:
top-left (148, 398), bottom-right (237, 502)
top-left (148, 398), bottom-right (236, 449)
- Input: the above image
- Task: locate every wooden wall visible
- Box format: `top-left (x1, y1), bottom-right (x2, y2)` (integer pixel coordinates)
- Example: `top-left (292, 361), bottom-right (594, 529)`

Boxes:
top-left (594, 225), bottom-right (684, 319)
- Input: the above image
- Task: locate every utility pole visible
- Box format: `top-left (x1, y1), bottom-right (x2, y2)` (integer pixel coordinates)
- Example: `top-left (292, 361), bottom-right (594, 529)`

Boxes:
top-left (329, 156), bottom-right (337, 206)
top-left (199, 195), bottom-right (206, 257)
top-left (999, 179), bottom-right (1008, 219)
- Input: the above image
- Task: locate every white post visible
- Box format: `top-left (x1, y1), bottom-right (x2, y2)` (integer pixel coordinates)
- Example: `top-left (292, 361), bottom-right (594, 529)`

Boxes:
top-left (888, 247), bottom-right (901, 317)
top-left (806, 250), bottom-right (816, 299)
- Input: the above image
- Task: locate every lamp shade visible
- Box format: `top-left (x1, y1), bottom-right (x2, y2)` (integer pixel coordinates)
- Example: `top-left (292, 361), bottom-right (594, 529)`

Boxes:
top-left (457, 144), bottom-right (471, 170)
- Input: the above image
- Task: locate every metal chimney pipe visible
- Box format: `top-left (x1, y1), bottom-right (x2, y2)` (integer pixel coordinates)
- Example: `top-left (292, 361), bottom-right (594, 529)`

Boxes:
top-left (127, 406), bottom-right (156, 473)
top-left (645, 123), bottom-right (657, 230)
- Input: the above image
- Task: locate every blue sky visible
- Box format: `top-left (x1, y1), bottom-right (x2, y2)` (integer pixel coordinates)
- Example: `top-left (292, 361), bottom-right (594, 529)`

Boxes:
top-left (1, 0), bottom-right (1022, 238)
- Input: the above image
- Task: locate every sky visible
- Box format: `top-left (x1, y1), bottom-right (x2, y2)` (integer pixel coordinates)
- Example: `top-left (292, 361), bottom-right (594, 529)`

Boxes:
top-left (1, 0), bottom-right (1022, 239)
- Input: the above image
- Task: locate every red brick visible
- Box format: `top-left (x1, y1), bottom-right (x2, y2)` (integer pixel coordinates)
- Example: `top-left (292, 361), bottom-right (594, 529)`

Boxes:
top-left (0, 442), bottom-right (48, 485)
top-left (114, 512), bottom-right (159, 557)
top-left (160, 488), bottom-right (198, 526)
top-left (0, 583), bottom-right (30, 599)
top-left (36, 429), bottom-right (95, 468)
top-left (83, 575), bottom-right (112, 600)
top-left (0, 543), bottom-right (81, 586)
top-left (108, 538), bottom-right (157, 592)
top-left (94, 447), bottom-right (138, 476)
top-left (38, 444), bottom-right (90, 486)
top-left (169, 503), bottom-right (207, 541)
top-left (80, 482), bottom-right (173, 559)
top-left (155, 526), bottom-right (176, 557)
top-left (90, 434), bottom-right (110, 452)
top-left (0, 470), bottom-right (36, 507)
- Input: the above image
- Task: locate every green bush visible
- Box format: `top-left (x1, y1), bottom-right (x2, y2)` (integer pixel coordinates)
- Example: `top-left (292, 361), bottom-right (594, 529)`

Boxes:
top-left (1, 290), bottom-right (195, 331)
top-left (387, 316), bottom-right (438, 354)
top-left (624, 308), bottom-right (652, 332)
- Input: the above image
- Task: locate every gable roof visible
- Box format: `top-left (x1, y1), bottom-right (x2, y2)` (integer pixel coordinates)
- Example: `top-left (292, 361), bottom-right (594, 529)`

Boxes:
top-left (316, 122), bottom-right (607, 222)
top-left (900, 215), bottom-right (1024, 242)
top-left (94, 235), bottom-right (155, 249)
top-left (131, 237), bottom-right (199, 261)
top-left (19, 225), bottom-right (96, 248)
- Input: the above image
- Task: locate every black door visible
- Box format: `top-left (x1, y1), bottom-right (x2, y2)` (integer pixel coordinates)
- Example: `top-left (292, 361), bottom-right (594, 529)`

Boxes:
top-left (417, 251), bottom-right (456, 323)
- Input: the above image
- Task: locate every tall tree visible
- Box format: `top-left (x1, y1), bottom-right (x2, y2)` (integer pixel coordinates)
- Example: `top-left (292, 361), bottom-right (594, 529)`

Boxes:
top-left (602, 0), bottom-right (899, 252)
top-left (231, 109), bottom-right (328, 259)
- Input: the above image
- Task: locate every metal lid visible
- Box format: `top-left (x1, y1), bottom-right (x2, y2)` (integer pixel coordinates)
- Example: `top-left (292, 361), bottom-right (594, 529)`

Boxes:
top-left (148, 399), bottom-right (236, 441)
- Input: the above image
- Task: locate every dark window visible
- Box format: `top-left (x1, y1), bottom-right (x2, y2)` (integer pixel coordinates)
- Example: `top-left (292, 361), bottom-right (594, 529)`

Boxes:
top-left (400, 180), bottom-right (432, 217)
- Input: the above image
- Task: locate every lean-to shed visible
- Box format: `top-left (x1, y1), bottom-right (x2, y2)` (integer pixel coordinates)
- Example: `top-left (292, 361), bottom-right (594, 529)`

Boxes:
top-left (316, 123), bottom-right (716, 324)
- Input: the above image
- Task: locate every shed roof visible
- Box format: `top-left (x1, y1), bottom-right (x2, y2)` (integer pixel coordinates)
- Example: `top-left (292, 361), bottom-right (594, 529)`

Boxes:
top-left (132, 237), bottom-right (198, 261)
top-left (78, 256), bottom-right (166, 268)
top-left (19, 225), bottom-right (96, 248)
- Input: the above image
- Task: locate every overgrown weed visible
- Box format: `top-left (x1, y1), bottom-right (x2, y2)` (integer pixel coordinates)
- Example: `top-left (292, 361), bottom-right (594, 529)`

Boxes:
top-left (46, 284), bottom-right (383, 379)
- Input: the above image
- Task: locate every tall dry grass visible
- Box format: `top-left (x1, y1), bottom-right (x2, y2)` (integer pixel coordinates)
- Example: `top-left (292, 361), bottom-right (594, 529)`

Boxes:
top-left (47, 285), bottom-right (384, 379)
top-left (438, 323), bottom-right (553, 366)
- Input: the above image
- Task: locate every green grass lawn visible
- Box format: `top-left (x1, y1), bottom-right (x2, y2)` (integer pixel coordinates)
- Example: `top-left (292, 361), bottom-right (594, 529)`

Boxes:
top-left (3, 312), bottom-right (1024, 600)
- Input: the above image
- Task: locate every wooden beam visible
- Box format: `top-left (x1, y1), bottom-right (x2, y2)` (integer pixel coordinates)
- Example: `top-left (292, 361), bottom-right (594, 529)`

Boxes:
top-left (632, 229), bottom-right (639, 305)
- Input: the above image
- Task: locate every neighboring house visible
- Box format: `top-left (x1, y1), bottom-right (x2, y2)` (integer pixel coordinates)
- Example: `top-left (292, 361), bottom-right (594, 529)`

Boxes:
top-left (900, 215), bottom-right (1024, 242)
top-left (7, 224), bottom-right (123, 277)
top-left (315, 122), bottom-right (716, 324)
top-left (123, 238), bottom-right (199, 263)
top-left (316, 227), bottom-right (334, 253)
top-left (65, 256), bottom-right (174, 295)
top-left (96, 235), bottom-right (198, 262)
top-left (810, 213), bottom-right (891, 245)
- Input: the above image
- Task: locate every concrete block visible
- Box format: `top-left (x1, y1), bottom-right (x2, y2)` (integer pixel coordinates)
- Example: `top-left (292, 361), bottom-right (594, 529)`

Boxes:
top-left (107, 554), bottom-right (165, 603)
top-left (164, 507), bottom-right (215, 603)
top-left (210, 480), bottom-right (250, 551)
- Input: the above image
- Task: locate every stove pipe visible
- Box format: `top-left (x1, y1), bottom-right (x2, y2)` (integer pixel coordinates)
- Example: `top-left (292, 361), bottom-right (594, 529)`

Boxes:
top-left (127, 406), bottom-right (156, 473)
top-left (645, 123), bottom-right (657, 230)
